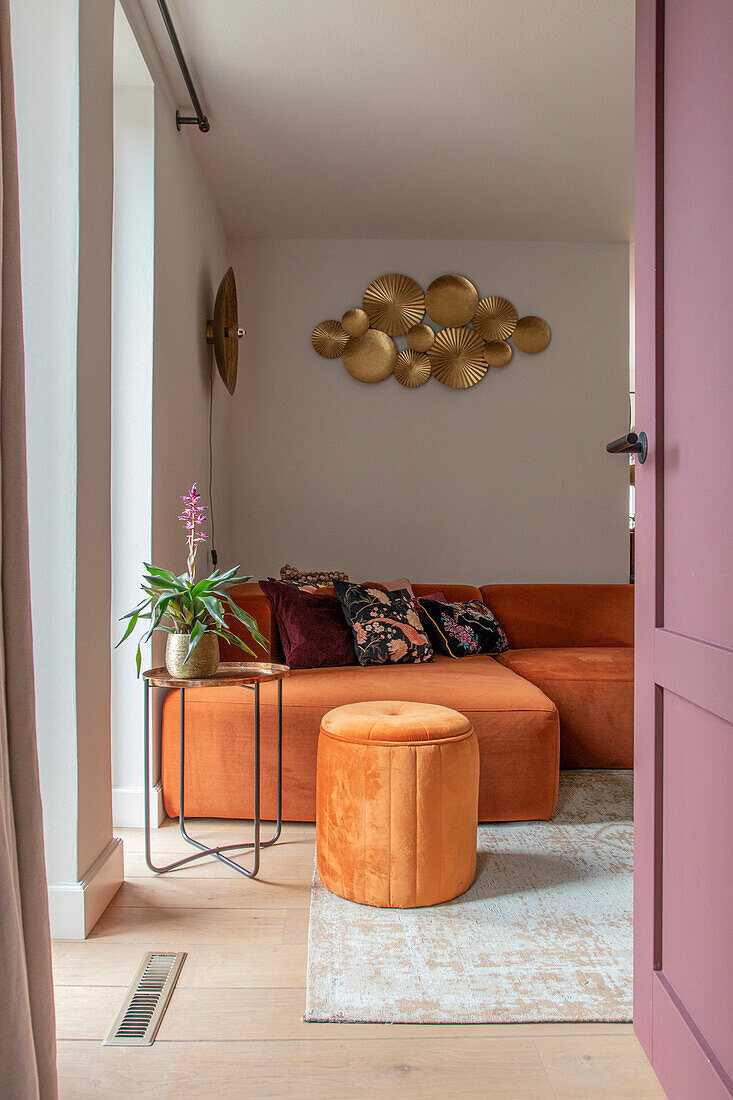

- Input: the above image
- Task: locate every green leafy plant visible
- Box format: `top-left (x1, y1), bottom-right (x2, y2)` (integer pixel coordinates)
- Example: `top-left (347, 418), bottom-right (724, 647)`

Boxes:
top-left (117, 484), bottom-right (266, 674)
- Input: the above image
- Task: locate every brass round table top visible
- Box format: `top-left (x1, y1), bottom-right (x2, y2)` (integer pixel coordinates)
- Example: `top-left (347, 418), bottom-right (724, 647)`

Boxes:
top-left (143, 661), bottom-right (290, 688)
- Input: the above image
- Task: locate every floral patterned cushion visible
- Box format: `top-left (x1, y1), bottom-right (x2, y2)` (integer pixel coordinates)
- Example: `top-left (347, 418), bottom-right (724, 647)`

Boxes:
top-left (333, 581), bottom-right (433, 666)
top-left (417, 597), bottom-right (509, 659)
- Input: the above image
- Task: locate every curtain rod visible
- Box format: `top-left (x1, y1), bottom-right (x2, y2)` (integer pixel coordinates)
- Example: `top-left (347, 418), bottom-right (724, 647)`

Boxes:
top-left (155, 0), bottom-right (210, 132)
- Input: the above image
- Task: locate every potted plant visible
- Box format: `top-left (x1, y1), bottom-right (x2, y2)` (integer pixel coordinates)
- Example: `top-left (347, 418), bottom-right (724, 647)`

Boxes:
top-left (117, 484), bottom-right (266, 678)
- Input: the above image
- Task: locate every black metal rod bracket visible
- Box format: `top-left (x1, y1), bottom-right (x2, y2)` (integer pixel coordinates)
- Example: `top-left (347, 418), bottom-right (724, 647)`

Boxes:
top-left (606, 430), bottom-right (648, 464)
top-left (176, 111), bottom-right (210, 133)
top-left (156, 0), bottom-right (210, 133)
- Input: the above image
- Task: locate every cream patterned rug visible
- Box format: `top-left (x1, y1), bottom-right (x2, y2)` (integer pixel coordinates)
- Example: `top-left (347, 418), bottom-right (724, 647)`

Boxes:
top-left (305, 770), bottom-right (633, 1023)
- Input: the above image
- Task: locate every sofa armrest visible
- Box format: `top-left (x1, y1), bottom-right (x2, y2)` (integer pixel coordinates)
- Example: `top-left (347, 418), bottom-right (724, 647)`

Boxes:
top-left (221, 582), bottom-right (284, 663)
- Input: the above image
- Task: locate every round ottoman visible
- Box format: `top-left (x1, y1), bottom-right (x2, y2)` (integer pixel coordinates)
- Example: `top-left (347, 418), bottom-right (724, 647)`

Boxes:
top-left (316, 701), bottom-right (479, 908)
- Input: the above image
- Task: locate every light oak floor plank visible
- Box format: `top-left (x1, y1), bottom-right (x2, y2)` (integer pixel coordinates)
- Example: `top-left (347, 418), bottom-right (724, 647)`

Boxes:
top-left (53, 819), bottom-right (662, 1098)
top-left (535, 1034), bottom-right (665, 1097)
top-left (52, 941), bottom-right (309, 989)
top-left (53, 985), bottom-right (638, 1045)
top-left (57, 1037), bottom-right (555, 1100)
top-left (110, 877), bottom-right (311, 909)
top-left (83, 906), bottom-right (287, 945)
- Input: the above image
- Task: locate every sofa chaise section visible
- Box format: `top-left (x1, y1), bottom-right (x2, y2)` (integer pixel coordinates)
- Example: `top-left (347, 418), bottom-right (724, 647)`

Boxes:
top-left (161, 654), bottom-right (560, 823)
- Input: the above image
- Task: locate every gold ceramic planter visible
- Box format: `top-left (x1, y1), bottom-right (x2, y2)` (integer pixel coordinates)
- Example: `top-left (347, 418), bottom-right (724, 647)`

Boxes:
top-left (165, 632), bottom-right (220, 680)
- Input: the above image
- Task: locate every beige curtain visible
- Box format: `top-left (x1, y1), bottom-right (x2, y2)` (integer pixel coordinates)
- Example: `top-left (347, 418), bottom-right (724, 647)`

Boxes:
top-left (0, 3), bottom-right (58, 1097)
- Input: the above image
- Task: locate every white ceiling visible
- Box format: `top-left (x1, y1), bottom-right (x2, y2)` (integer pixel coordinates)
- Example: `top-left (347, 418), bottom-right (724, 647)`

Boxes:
top-left (140, 0), bottom-right (635, 241)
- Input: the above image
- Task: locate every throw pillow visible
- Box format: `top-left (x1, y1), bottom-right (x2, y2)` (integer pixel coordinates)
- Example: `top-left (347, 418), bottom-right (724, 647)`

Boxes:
top-left (418, 597), bottom-right (509, 659)
top-left (259, 580), bottom-right (356, 670)
top-left (333, 580), bottom-right (433, 666)
top-left (269, 576), bottom-right (336, 596)
top-left (416, 589), bottom-right (448, 630)
top-left (280, 564), bottom-right (348, 586)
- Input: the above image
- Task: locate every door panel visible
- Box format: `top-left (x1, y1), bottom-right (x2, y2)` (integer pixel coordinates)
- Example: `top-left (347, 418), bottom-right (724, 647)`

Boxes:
top-left (661, 693), bottom-right (733, 1069)
top-left (635, 0), bottom-right (733, 1096)
top-left (662, 0), bottom-right (733, 650)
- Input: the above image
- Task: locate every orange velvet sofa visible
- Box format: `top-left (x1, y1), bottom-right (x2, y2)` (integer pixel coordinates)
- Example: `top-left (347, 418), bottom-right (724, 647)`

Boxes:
top-left (161, 582), bottom-right (633, 823)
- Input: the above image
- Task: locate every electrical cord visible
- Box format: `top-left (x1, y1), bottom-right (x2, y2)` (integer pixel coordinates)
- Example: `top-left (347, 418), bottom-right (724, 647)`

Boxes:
top-left (208, 344), bottom-right (217, 568)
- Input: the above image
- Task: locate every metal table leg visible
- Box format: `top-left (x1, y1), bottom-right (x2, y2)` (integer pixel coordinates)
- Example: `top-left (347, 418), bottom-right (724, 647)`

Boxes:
top-left (144, 677), bottom-right (283, 877)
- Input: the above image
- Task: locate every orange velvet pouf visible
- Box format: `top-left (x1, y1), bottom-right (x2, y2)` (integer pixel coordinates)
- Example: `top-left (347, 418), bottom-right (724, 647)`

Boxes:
top-left (316, 701), bottom-right (480, 908)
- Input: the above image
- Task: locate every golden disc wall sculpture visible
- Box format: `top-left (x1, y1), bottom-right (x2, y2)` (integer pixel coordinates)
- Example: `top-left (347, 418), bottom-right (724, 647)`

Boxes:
top-left (425, 274), bottom-right (478, 327)
top-left (473, 296), bottom-right (518, 341)
top-left (512, 315), bottom-right (552, 353)
top-left (428, 327), bottom-right (487, 389)
top-left (342, 328), bottom-right (397, 383)
top-left (394, 349), bottom-right (431, 388)
top-left (483, 340), bottom-right (513, 367)
top-left (341, 308), bottom-right (370, 338)
top-left (312, 272), bottom-right (550, 389)
top-left (312, 319), bottom-right (350, 359)
top-left (363, 273), bottom-right (425, 335)
top-left (406, 323), bottom-right (435, 352)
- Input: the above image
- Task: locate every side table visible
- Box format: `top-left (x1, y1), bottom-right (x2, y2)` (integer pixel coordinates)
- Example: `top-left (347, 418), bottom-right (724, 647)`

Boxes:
top-left (143, 661), bottom-right (289, 879)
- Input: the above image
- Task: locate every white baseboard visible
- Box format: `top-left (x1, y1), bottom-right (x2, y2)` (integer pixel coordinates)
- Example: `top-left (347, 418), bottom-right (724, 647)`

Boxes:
top-left (48, 837), bottom-right (124, 940)
top-left (112, 782), bottom-right (165, 829)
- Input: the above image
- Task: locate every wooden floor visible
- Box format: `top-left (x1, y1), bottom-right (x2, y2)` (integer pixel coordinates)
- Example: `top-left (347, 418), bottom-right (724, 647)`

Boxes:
top-left (53, 820), bottom-right (665, 1099)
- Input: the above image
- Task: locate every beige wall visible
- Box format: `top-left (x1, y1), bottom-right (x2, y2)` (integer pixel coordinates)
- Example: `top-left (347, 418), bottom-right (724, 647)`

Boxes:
top-left (219, 239), bottom-right (630, 585)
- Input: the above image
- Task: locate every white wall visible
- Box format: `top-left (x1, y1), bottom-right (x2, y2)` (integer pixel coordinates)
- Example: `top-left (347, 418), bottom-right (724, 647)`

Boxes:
top-left (110, 11), bottom-right (154, 828)
top-left (219, 239), bottom-right (630, 584)
top-left (110, 1), bottom-right (229, 826)
top-left (13, 0), bottom-right (123, 938)
top-left (13, 0), bottom-right (231, 930)
top-left (12, 0), bottom-right (84, 901)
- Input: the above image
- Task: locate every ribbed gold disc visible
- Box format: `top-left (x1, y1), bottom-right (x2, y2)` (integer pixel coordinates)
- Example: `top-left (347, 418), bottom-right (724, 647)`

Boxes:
top-left (362, 274), bottom-right (425, 336)
top-left (406, 323), bottom-right (435, 352)
top-left (341, 308), bottom-right (370, 338)
top-left (425, 274), bottom-right (479, 327)
top-left (513, 315), bottom-right (551, 353)
top-left (427, 327), bottom-right (487, 388)
top-left (342, 328), bottom-right (397, 383)
top-left (312, 319), bottom-right (349, 359)
top-left (473, 296), bottom-right (518, 341)
top-left (483, 340), bottom-right (513, 367)
top-left (394, 349), bottom-right (431, 388)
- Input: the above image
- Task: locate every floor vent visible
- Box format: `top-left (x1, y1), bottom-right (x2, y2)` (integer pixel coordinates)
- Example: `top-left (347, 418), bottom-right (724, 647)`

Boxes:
top-left (103, 951), bottom-right (186, 1046)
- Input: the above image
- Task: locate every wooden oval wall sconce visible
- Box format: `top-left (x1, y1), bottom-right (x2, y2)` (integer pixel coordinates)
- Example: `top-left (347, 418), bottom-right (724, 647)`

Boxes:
top-left (206, 267), bottom-right (245, 395)
top-left (311, 273), bottom-right (550, 388)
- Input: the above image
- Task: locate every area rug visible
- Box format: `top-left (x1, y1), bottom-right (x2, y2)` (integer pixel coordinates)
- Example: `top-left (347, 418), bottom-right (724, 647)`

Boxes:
top-left (305, 770), bottom-right (632, 1023)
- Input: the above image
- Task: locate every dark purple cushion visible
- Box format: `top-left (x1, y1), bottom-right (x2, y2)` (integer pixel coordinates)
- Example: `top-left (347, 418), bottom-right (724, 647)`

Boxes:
top-left (258, 580), bottom-right (356, 670)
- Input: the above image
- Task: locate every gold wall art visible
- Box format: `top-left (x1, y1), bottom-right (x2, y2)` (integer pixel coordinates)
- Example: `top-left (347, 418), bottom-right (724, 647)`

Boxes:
top-left (312, 319), bottom-right (350, 359)
top-left (483, 340), bottom-right (513, 367)
top-left (406, 323), bottom-right (435, 352)
top-left (342, 328), bottom-right (397, 383)
top-left (425, 274), bottom-right (478, 327)
top-left (341, 307), bottom-right (370, 338)
top-left (428, 327), bottom-right (487, 389)
top-left (512, 315), bottom-right (552, 353)
top-left (473, 296), bottom-right (517, 341)
top-left (362, 273), bottom-right (425, 335)
top-left (394, 349), bottom-right (431, 388)
top-left (312, 271), bottom-right (551, 388)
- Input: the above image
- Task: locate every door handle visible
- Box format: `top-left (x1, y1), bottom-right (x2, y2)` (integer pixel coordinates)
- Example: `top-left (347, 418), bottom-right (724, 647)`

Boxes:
top-left (606, 431), bottom-right (648, 463)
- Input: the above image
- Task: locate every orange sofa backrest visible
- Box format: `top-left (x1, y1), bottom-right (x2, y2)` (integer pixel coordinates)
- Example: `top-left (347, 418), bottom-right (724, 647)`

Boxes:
top-left (412, 583), bottom-right (483, 603)
top-left (222, 580), bottom-right (634, 660)
top-left (479, 584), bottom-right (634, 649)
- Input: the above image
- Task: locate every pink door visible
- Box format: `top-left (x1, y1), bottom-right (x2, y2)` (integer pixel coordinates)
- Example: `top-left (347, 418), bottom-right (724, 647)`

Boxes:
top-left (634, 0), bottom-right (733, 1096)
